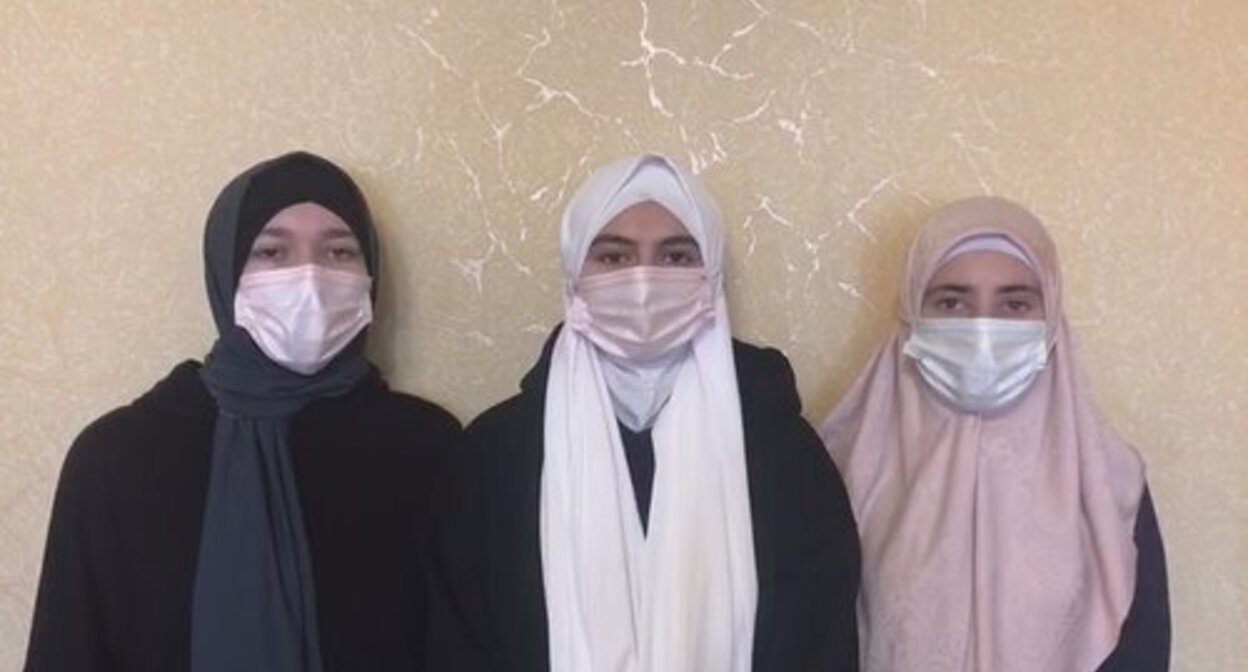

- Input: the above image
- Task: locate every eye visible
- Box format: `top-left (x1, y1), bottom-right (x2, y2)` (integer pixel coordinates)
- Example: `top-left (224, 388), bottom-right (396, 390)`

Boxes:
top-left (1004, 299), bottom-right (1033, 313)
top-left (250, 245), bottom-right (283, 261)
top-left (327, 245), bottom-right (360, 262)
top-left (595, 250), bottom-right (634, 266)
top-left (920, 292), bottom-right (974, 318)
top-left (659, 248), bottom-right (702, 266)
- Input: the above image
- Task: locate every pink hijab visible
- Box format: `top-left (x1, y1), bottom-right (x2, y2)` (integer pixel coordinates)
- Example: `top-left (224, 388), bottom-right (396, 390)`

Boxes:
top-left (819, 196), bottom-right (1146, 672)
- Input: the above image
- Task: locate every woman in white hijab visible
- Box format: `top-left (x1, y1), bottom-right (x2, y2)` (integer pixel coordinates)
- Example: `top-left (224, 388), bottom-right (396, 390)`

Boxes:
top-left (819, 196), bottom-right (1169, 672)
top-left (428, 153), bottom-right (861, 671)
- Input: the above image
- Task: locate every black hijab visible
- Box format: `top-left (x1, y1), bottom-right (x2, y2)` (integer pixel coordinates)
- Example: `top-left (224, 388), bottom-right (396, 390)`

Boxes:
top-left (192, 151), bottom-right (377, 672)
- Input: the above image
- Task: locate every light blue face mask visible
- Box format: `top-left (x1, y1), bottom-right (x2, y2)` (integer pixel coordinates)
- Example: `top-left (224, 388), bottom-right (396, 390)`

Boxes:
top-left (903, 318), bottom-right (1049, 414)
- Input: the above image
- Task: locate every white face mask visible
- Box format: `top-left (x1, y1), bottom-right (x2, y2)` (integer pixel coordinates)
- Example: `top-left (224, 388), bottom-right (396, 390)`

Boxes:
top-left (567, 266), bottom-right (715, 363)
top-left (902, 318), bottom-right (1049, 414)
top-left (233, 264), bottom-right (373, 375)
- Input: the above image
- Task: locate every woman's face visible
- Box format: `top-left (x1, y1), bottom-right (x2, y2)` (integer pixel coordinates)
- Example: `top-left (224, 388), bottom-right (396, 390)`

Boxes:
top-left (580, 201), bottom-right (703, 277)
top-left (921, 251), bottom-right (1044, 319)
top-left (241, 202), bottom-right (367, 277)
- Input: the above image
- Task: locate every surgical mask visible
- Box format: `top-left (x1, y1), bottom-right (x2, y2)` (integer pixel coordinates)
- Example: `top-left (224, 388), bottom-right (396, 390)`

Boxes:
top-left (567, 266), bottom-right (714, 362)
top-left (903, 318), bottom-right (1049, 414)
top-left (234, 264), bottom-right (373, 375)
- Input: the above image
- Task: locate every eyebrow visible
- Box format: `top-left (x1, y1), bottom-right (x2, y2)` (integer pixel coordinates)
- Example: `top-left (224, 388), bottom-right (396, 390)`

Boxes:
top-left (924, 283), bottom-right (972, 295)
top-left (925, 283), bottom-right (1041, 295)
top-left (589, 234), bottom-right (639, 247)
top-left (254, 226), bottom-right (292, 238)
top-left (658, 235), bottom-right (699, 248)
top-left (254, 226), bottom-right (357, 240)
top-left (995, 284), bottom-right (1042, 295)
top-left (589, 234), bottom-right (699, 247)
top-left (322, 229), bottom-right (358, 241)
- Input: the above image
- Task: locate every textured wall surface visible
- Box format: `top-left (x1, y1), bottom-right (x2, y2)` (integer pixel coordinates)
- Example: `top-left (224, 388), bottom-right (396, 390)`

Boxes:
top-left (1, 1), bottom-right (1245, 668)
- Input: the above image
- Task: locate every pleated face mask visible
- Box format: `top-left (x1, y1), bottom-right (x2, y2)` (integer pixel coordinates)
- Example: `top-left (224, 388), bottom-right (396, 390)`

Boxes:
top-left (233, 264), bottom-right (373, 375)
top-left (903, 317), bottom-right (1049, 413)
top-left (568, 265), bottom-right (715, 363)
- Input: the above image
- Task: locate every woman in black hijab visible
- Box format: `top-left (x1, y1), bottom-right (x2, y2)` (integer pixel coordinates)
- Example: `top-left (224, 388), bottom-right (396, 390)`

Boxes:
top-left (25, 151), bottom-right (460, 672)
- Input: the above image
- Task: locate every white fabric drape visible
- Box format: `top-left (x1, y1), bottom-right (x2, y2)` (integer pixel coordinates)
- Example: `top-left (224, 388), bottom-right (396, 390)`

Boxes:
top-left (541, 154), bottom-right (757, 672)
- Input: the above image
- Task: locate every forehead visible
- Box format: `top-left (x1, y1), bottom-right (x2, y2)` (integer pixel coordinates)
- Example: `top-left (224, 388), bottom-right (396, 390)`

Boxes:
top-left (259, 202), bottom-right (353, 235)
top-left (594, 201), bottom-right (693, 242)
top-left (926, 250), bottom-right (1040, 290)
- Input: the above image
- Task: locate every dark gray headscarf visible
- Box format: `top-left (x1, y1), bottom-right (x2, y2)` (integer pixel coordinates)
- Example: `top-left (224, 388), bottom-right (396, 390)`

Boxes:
top-left (191, 151), bottom-right (378, 672)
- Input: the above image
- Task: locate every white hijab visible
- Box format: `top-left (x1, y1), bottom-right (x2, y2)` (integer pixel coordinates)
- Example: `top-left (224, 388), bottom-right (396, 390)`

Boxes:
top-left (541, 154), bottom-right (758, 672)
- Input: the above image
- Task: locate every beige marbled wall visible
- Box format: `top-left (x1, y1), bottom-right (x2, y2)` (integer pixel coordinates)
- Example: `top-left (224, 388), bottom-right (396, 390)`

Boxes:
top-left (1, 0), bottom-right (1245, 668)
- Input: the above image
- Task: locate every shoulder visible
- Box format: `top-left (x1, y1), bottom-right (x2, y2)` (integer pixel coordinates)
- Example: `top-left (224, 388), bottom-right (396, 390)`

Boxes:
top-left (298, 376), bottom-right (465, 482)
top-left (454, 341), bottom-right (550, 504)
top-left (459, 390), bottom-right (546, 497)
top-left (367, 386), bottom-right (465, 436)
top-left (465, 393), bottom-right (530, 446)
top-left (465, 332), bottom-right (553, 447)
top-left (325, 366), bottom-right (464, 439)
top-left (61, 361), bottom-right (213, 493)
top-left (61, 408), bottom-right (141, 490)
top-left (731, 338), bottom-right (803, 415)
top-left (731, 338), bottom-right (791, 372)
top-left (74, 360), bottom-right (212, 449)
top-left (730, 338), bottom-right (830, 473)
top-left (730, 339), bottom-right (849, 506)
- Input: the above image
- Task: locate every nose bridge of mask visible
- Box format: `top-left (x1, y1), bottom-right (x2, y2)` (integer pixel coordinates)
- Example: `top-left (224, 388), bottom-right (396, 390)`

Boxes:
top-left (969, 320), bottom-right (997, 364)
top-left (951, 322), bottom-right (995, 392)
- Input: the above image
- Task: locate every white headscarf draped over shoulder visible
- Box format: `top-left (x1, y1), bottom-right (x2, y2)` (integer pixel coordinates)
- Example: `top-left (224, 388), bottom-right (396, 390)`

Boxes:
top-left (820, 196), bottom-right (1146, 672)
top-left (541, 153), bottom-right (757, 672)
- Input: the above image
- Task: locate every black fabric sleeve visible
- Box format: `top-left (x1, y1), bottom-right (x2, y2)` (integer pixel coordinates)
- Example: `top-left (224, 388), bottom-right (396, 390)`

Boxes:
top-left (1097, 487), bottom-right (1171, 671)
top-left (750, 348), bottom-right (861, 672)
top-left (767, 415), bottom-right (861, 671)
top-left (24, 424), bottom-right (123, 672)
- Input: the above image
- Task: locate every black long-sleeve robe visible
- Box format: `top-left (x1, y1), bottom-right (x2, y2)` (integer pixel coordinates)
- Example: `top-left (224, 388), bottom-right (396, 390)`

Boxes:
top-left (25, 360), bottom-right (460, 672)
top-left (427, 332), bottom-right (862, 671)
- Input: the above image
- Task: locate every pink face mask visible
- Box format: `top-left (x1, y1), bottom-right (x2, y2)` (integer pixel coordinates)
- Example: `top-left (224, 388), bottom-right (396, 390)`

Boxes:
top-left (233, 264), bottom-right (373, 374)
top-left (567, 266), bottom-right (715, 362)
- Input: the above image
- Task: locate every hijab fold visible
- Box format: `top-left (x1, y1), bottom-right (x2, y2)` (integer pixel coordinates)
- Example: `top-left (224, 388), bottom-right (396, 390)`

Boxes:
top-left (191, 152), bottom-right (375, 672)
top-left (541, 154), bottom-right (757, 671)
top-left (820, 196), bottom-right (1145, 672)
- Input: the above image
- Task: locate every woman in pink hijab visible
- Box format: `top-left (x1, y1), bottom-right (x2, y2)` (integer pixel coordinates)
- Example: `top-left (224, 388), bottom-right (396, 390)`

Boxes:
top-left (819, 196), bottom-right (1169, 671)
